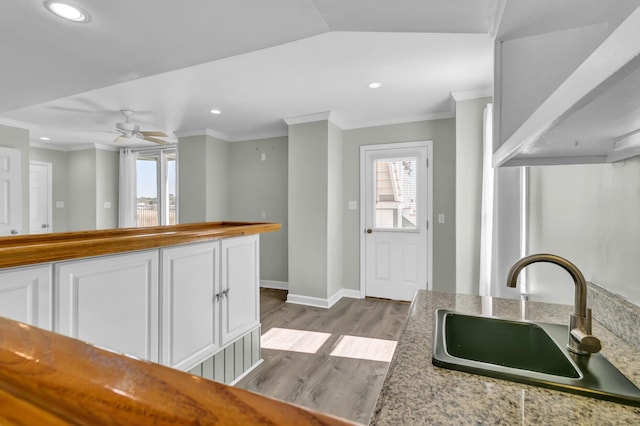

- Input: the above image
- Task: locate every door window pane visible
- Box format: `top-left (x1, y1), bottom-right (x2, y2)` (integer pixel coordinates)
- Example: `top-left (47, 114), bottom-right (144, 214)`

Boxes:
top-left (374, 158), bottom-right (417, 229)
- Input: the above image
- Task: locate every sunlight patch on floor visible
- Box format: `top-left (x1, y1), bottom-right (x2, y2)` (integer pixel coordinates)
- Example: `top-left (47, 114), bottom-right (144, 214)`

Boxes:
top-left (330, 335), bottom-right (397, 362)
top-left (261, 328), bottom-right (332, 354)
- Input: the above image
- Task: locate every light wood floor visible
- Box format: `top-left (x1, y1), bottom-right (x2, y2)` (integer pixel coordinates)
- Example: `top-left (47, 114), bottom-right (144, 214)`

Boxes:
top-left (236, 289), bottom-right (410, 425)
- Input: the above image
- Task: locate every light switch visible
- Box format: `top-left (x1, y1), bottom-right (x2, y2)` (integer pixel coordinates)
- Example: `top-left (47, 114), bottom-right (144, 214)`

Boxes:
top-left (56, 201), bottom-right (64, 208)
top-left (261, 152), bottom-right (266, 161)
top-left (438, 214), bottom-right (445, 223)
top-left (104, 202), bottom-right (112, 209)
top-left (261, 211), bottom-right (267, 219)
top-left (348, 201), bottom-right (358, 210)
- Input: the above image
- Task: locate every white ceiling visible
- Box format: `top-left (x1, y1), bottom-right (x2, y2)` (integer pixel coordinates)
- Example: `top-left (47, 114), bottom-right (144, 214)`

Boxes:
top-left (0, 0), bottom-right (498, 148)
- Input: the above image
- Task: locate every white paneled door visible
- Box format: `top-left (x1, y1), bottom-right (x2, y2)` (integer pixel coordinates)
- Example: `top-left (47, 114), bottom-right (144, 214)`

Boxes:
top-left (0, 147), bottom-right (22, 236)
top-left (29, 161), bottom-right (52, 234)
top-left (361, 142), bottom-right (432, 301)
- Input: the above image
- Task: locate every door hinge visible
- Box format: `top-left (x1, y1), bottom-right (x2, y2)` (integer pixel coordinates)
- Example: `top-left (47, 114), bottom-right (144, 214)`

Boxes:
top-left (426, 158), bottom-right (429, 167)
top-left (426, 220), bottom-right (429, 230)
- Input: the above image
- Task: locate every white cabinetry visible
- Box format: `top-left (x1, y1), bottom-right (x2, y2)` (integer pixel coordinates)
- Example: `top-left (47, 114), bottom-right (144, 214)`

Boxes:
top-left (221, 234), bottom-right (259, 344)
top-left (161, 241), bottom-right (220, 370)
top-left (0, 265), bottom-right (52, 329)
top-left (55, 251), bottom-right (159, 362)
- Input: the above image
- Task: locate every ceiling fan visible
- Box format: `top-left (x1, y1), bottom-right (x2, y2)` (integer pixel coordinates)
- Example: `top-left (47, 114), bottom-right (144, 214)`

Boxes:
top-left (114, 109), bottom-right (169, 145)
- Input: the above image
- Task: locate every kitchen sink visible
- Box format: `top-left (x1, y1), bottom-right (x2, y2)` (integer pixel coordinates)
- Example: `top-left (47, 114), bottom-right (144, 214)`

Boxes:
top-left (432, 309), bottom-right (640, 407)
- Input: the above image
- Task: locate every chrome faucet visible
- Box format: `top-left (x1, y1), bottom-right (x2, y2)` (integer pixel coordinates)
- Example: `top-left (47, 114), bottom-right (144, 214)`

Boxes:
top-left (507, 253), bottom-right (601, 355)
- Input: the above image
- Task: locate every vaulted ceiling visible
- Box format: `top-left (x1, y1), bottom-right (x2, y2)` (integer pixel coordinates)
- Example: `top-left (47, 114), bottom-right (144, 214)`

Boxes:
top-left (0, 1), bottom-right (500, 147)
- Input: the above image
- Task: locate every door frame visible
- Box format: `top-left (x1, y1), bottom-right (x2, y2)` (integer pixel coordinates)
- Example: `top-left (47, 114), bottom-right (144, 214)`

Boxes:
top-left (359, 141), bottom-right (433, 298)
top-left (29, 161), bottom-right (53, 234)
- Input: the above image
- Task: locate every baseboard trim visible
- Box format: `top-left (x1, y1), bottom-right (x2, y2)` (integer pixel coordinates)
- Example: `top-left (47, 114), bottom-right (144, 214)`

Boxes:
top-left (260, 280), bottom-right (288, 290)
top-left (230, 358), bottom-right (264, 386)
top-left (287, 289), bottom-right (363, 309)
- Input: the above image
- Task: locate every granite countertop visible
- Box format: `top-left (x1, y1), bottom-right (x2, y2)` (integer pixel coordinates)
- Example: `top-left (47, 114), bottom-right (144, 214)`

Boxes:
top-left (372, 290), bottom-right (640, 425)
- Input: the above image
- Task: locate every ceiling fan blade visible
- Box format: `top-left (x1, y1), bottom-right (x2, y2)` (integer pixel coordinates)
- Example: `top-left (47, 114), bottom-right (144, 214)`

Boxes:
top-left (113, 135), bottom-right (125, 143)
top-left (140, 131), bottom-right (168, 137)
top-left (142, 135), bottom-right (169, 145)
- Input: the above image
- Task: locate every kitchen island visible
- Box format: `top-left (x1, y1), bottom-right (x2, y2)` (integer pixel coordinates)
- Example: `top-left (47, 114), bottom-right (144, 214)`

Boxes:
top-left (372, 290), bottom-right (640, 424)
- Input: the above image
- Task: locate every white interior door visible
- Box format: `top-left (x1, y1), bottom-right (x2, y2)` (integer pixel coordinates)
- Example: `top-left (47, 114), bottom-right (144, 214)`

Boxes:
top-left (30, 161), bottom-right (52, 234)
top-left (0, 147), bottom-right (22, 236)
top-left (361, 142), bottom-right (432, 301)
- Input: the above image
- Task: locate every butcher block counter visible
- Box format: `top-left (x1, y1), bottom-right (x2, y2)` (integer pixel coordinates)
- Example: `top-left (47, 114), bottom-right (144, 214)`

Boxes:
top-left (0, 314), bottom-right (354, 425)
top-left (0, 221), bottom-right (280, 268)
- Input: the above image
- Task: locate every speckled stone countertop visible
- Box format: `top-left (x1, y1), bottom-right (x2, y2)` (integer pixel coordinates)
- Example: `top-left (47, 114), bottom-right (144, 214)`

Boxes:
top-left (371, 290), bottom-right (640, 425)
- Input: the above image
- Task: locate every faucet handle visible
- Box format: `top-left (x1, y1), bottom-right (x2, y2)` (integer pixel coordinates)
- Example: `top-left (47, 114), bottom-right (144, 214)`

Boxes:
top-left (570, 328), bottom-right (602, 354)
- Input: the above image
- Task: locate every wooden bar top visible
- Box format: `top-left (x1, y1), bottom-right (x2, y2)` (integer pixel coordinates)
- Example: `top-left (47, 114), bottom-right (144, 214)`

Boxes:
top-left (0, 316), bottom-right (355, 425)
top-left (0, 221), bottom-right (280, 269)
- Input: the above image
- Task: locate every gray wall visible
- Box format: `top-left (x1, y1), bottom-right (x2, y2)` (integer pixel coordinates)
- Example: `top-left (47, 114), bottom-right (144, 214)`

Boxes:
top-left (528, 158), bottom-right (640, 306)
top-left (96, 149), bottom-right (119, 230)
top-left (342, 118), bottom-right (457, 293)
top-left (29, 145), bottom-right (117, 232)
top-left (30, 147), bottom-right (68, 232)
top-left (288, 120), bottom-right (330, 299)
top-left (455, 97), bottom-right (492, 295)
top-left (0, 124), bottom-right (30, 232)
top-left (178, 134), bottom-right (229, 222)
top-left (67, 149), bottom-right (97, 231)
top-left (178, 135), bottom-right (209, 222)
top-left (228, 136), bottom-right (288, 283)
top-left (206, 136), bottom-right (229, 221)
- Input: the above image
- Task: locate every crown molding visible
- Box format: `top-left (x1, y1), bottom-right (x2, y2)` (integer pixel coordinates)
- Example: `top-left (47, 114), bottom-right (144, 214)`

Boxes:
top-left (283, 111), bottom-right (332, 126)
top-left (174, 128), bottom-right (232, 141)
top-left (29, 142), bottom-right (119, 152)
top-left (340, 111), bottom-right (454, 131)
top-left (450, 88), bottom-right (493, 102)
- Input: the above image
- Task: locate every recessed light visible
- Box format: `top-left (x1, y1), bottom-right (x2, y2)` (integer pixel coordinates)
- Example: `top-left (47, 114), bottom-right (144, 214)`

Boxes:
top-left (39, 137), bottom-right (51, 141)
top-left (368, 82), bottom-right (382, 89)
top-left (210, 109), bottom-right (222, 115)
top-left (45, 2), bottom-right (90, 23)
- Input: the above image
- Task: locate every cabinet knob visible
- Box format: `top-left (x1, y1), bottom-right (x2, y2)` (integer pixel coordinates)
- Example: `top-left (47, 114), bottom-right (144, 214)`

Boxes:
top-left (11, 229), bottom-right (18, 235)
top-left (41, 224), bottom-right (48, 228)
top-left (366, 229), bottom-right (373, 234)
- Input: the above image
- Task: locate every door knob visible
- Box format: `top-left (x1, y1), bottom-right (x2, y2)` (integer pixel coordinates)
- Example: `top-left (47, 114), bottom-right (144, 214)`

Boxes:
top-left (366, 229), bottom-right (373, 234)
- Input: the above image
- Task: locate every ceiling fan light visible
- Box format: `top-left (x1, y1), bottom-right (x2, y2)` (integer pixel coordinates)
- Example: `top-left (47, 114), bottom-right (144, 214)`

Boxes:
top-left (45, 2), bottom-right (90, 23)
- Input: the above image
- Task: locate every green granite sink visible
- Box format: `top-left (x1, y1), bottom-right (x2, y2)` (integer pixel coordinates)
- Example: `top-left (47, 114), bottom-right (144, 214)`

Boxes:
top-left (432, 310), bottom-right (640, 407)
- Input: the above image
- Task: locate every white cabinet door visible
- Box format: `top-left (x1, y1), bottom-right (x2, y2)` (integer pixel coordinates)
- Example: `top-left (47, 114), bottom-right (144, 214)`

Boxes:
top-left (0, 265), bottom-right (52, 330)
top-left (220, 235), bottom-right (259, 344)
top-left (161, 241), bottom-right (220, 370)
top-left (56, 251), bottom-right (159, 362)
